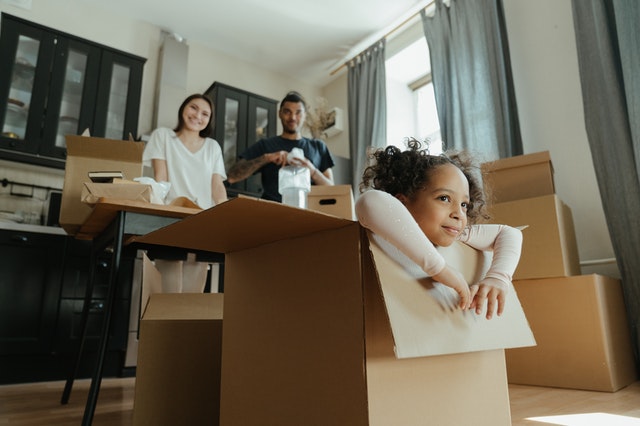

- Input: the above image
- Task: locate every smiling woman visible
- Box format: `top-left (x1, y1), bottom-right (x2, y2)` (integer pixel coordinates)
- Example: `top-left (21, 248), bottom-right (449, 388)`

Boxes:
top-left (142, 93), bottom-right (228, 293)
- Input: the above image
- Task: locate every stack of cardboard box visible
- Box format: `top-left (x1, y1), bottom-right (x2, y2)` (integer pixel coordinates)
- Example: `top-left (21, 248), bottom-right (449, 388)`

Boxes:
top-left (482, 151), bottom-right (637, 392)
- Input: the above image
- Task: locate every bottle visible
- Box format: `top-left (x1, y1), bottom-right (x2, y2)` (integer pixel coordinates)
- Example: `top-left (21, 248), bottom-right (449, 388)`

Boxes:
top-left (278, 165), bottom-right (310, 208)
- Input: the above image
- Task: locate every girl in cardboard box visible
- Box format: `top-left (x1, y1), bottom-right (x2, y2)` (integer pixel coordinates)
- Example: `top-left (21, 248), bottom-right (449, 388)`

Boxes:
top-left (355, 139), bottom-right (522, 319)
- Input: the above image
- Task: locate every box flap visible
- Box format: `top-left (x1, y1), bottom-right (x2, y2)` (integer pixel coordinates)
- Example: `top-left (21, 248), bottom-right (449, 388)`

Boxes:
top-left (367, 233), bottom-right (536, 358)
top-left (65, 134), bottom-right (144, 162)
top-left (481, 150), bottom-right (552, 172)
top-left (131, 197), bottom-right (353, 253)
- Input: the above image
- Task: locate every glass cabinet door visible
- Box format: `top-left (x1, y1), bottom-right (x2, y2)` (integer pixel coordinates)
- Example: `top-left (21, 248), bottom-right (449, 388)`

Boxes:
top-left (55, 48), bottom-right (87, 148)
top-left (0, 17), bottom-right (53, 155)
top-left (222, 97), bottom-right (240, 173)
top-left (40, 37), bottom-right (100, 158)
top-left (104, 62), bottom-right (129, 139)
top-left (2, 34), bottom-right (37, 141)
top-left (93, 51), bottom-right (143, 140)
top-left (247, 96), bottom-right (277, 195)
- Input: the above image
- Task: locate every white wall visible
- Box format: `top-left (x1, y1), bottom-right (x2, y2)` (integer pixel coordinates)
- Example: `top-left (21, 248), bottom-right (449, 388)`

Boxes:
top-left (502, 0), bottom-right (618, 277)
top-left (320, 72), bottom-right (349, 158)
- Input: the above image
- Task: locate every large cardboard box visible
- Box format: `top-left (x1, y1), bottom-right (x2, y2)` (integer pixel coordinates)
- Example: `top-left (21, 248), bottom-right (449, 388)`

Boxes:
top-left (488, 194), bottom-right (580, 280)
top-left (132, 292), bottom-right (224, 426)
top-left (482, 151), bottom-right (554, 203)
top-left (506, 274), bottom-right (637, 392)
top-left (133, 198), bottom-right (534, 425)
top-left (307, 184), bottom-right (355, 219)
top-left (60, 135), bottom-right (145, 235)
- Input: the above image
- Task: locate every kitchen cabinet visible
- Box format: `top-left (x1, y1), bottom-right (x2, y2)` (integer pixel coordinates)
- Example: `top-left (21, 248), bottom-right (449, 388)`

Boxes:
top-left (0, 228), bottom-right (66, 356)
top-left (0, 13), bottom-right (145, 169)
top-left (0, 231), bottom-right (133, 384)
top-left (204, 82), bottom-right (277, 197)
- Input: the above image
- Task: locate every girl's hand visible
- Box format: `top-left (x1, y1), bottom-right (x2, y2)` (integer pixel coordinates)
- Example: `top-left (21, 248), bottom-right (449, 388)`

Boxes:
top-left (469, 277), bottom-right (509, 320)
top-left (432, 265), bottom-right (471, 310)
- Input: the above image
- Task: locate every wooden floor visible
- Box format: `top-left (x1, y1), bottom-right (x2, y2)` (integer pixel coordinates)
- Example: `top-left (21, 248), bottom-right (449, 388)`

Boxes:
top-left (1, 378), bottom-right (639, 425)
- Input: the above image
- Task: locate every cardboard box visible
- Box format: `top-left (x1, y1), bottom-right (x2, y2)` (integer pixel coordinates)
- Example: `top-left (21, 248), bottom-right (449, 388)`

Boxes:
top-left (307, 184), bottom-right (355, 219)
top-left (133, 198), bottom-right (534, 425)
top-left (506, 274), bottom-right (637, 392)
top-left (482, 151), bottom-right (554, 203)
top-left (60, 135), bottom-right (145, 235)
top-left (133, 292), bottom-right (224, 426)
top-left (488, 194), bottom-right (580, 280)
top-left (80, 182), bottom-right (152, 205)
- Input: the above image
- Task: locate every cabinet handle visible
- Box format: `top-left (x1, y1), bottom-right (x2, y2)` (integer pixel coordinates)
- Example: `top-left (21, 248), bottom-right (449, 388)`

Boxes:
top-left (89, 301), bottom-right (104, 312)
top-left (10, 234), bottom-right (28, 243)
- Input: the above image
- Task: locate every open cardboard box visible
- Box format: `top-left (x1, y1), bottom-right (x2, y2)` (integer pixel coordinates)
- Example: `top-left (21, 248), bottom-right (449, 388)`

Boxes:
top-left (133, 291), bottom-right (224, 426)
top-left (60, 135), bottom-right (145, 235)
top-left (132, 197), bottom-right (535, 425)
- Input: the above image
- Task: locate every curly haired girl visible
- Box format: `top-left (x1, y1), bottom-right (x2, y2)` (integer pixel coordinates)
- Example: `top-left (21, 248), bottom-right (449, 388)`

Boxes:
top-left (356, 139), bottom-right (522, 319)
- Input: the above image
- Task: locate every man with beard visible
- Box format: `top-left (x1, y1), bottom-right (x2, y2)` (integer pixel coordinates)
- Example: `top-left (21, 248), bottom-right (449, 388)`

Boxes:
top-left (227, 91), bottom-right (335, 202)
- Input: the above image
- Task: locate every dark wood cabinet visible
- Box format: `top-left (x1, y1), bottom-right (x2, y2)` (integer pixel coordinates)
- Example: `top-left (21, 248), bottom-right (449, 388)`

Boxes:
top-left (0, 231), bottom-right (133, 384)
top-left (0, 229), bottom-right (66, 356)
top-left (204, 82), bottom-right (278, 197)
top-left (0, 13), bottom-right (145, 169)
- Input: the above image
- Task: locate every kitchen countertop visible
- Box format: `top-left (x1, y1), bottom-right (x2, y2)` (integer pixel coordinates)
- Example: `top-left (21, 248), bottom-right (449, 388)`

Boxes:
top-left (0, 220), bottom-right (68, 236)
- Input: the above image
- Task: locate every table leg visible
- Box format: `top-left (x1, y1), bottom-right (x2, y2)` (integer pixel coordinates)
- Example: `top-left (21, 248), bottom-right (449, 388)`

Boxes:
top-left (60, 240), bottom-right (100, 404)
top-left (81, 211), bottom-right (125, 425)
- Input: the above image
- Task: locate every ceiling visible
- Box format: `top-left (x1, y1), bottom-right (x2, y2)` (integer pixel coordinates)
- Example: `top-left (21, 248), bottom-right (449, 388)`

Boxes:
top-left (83, 0), bottom-right (432, 87)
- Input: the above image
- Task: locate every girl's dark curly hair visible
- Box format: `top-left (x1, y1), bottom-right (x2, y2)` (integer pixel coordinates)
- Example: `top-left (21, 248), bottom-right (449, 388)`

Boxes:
top-left (359, 138), bottom-right (490, 224)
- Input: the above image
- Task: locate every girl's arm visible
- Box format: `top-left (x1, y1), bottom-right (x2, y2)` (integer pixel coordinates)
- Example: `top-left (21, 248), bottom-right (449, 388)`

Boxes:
top-left (460, 224), bottom-right (523, 288)
top-left (459, 224), bottom-right (523, 318)
top-left (355, 189), bottom-right (471, 309)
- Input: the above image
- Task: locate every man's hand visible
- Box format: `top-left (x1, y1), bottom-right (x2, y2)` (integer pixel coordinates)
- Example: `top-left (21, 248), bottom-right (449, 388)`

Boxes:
top-left (265, 151), bottom-right (289, 166)
top-left (288, 155), bottom-right (318, 175)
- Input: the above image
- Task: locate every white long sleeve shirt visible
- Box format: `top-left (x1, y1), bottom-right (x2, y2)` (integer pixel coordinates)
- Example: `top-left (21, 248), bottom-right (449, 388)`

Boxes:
top-left (355, 189), bottom-right (522, 289)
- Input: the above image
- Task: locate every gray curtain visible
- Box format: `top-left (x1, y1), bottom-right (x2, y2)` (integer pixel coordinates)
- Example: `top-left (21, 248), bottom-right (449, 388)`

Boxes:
top-left (420, 0), bottom-right (522, 160)
top-left (571, 0), bottom-right (640, 362)
top-left (348, 40), bottom-right (387, 190)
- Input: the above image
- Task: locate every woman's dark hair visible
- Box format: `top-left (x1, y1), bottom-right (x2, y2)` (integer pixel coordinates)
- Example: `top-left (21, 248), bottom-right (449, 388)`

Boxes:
top-left (360, 138), bottom-right (489, 224)
top-left (174, 94), bottom-right (214, 138)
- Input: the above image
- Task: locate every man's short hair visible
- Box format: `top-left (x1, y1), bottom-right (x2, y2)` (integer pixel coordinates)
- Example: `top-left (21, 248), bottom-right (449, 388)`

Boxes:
top-left (280, 91), bottom-right (307, 110)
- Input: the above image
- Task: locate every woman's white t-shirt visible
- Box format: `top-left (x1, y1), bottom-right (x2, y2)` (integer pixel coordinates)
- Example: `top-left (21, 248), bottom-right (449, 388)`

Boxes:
top-left (143, 127), bottom-right (227, 209)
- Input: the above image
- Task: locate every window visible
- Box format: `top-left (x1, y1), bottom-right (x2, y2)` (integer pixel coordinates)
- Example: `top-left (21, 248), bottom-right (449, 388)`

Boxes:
top-left (386, 36), bottom-right (442, 154)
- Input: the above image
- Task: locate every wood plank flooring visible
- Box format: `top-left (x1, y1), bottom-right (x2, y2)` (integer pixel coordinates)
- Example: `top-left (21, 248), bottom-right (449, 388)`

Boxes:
top-left (1, 378), bottom-right (639, 425)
